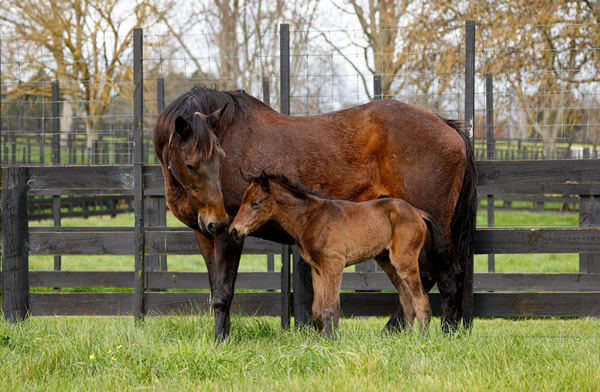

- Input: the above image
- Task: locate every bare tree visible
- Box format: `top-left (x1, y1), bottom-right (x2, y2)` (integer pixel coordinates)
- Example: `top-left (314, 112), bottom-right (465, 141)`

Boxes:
top-left (328, 0), bottom-right (600, 156)
top-left (0, 0), bottom-right (176, 162)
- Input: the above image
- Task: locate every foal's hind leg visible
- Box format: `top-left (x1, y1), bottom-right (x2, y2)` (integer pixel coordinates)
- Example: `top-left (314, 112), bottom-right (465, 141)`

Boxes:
top-left (388, 244), bottom-right (432, 333)
top-left (374, 254), bottom-right (416, 332)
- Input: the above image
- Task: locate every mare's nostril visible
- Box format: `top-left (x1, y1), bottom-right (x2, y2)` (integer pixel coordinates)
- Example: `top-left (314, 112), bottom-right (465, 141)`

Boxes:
top-left (230, 228), bottom-right (238, 239)
top-left (207, 223), bottom-right (217, 235)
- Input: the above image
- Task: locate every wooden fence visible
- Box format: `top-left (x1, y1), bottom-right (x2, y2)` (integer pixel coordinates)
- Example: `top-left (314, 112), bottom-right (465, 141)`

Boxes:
top-left (2, 160), bottom-right (600, 324)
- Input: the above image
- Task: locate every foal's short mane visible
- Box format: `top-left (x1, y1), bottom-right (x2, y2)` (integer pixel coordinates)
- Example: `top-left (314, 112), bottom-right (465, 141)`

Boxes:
top-left (256, 173), bottom-right (327, 200)
top-left (156, 87), bottom-right (269, 161)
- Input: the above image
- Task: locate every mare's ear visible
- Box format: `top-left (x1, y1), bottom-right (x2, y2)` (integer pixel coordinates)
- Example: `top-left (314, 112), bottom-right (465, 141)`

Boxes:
top-left (168, 115), bottom-right (192, 150)
top-left (239, 168), bottom-right (256, 182)
top-left (257, 170), bottom-right (271, 192)
top-left (195, 103), bottom-right (228, 129)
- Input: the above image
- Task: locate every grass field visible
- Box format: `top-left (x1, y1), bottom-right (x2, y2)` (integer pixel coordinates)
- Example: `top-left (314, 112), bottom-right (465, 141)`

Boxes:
top-left (0, 315), bottom-right (598, 391)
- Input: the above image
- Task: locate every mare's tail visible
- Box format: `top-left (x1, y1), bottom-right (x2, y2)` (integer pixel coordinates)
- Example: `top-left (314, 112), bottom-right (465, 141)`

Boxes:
top-left (443, 118), bottom-right (478, 329)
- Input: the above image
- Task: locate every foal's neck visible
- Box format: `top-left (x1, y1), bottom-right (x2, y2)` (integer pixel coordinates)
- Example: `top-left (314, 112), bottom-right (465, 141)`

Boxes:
top-left (270, 186), bottom-right (324, 241)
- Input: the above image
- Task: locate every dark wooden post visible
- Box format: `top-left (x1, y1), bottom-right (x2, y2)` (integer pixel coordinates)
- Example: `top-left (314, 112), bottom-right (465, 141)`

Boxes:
top-left (262, 79), bottom-right (270, 107)
top-left (462, 19), bottom-right (476, 328)
top-left (281, 245), bottom-right (291, 329)
top-left (579, 196), bottom-right (600, 273)
top-left (280, 23), bottom-right (313, 328)
top-left (51, 80), bottom-right (60, 164)
top-left (133, 27), bottom-right (146, 323)
top-left (2, 167), bottom-right (30, 322)
top-left (51, 80), bottom-right (62, 283)
top-left (356, 75), bottom-right (384, 276)
top-left (373, 75), bottom-right (382, 100)
top-left (486, 73), bottom-right (495, 273)
top-left (156, 78), bottom-right (167, 271)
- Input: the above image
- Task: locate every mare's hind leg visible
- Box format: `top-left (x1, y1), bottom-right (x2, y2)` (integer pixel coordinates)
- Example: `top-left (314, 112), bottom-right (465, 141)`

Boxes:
top-left (374, 254), bottom-right (415, 333)
top-left (435, 259), bottom-right (463, 333)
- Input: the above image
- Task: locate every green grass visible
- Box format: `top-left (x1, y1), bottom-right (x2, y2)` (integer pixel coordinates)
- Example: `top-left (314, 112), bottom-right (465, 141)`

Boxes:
top-left (0, 315), bottom-right (598, 391)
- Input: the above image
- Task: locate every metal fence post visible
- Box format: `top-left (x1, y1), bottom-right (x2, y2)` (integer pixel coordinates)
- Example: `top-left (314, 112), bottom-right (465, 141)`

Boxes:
top-left (2, 167), bottom-right (30, 322)
top-left (133, 27), bottom-right (145, 323)
top-left (463, 19), bottom-right (476, 329)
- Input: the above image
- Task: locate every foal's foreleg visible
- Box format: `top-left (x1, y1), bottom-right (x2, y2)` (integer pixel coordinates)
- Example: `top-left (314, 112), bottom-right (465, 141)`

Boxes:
top-left (311, 261), bottom-right (344, 338)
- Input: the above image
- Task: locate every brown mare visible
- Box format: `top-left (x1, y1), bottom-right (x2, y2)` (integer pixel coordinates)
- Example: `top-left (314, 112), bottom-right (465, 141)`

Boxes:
top-left (229, 172), bottom-right (445, 337)
top-left (152, 87), bottom-right (477, 340)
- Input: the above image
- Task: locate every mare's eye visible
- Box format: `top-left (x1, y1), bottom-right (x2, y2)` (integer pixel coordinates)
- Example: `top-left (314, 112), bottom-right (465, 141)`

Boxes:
top-left (251, 200), bottom-right (262, 209)
top-left (185, 163), bottom-right (194, 171)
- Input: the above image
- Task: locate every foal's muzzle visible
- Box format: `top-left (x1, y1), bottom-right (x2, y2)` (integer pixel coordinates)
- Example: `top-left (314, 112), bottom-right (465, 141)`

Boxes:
top-left (228, 227), bottom-right (246, 243)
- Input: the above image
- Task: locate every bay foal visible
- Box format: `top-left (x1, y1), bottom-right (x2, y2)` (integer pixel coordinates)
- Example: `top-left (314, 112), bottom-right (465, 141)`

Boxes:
top-left (229, 172), bottom-right (444, 338)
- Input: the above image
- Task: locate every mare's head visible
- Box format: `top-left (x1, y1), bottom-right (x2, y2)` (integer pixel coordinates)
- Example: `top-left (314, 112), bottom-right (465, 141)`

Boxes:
top-left (229, 172), bottom-right (275, 242)
top-left (167, 106), bottom-right (228, 236)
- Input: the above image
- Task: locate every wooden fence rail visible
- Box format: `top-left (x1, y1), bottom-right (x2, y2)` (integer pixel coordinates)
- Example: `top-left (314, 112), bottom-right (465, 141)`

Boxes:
top-left (1, 160), bottom-right (600, 323)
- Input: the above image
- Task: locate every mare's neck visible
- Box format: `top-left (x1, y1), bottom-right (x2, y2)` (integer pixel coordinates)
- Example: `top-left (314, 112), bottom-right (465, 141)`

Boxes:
top-left (270, 187), bottom-right (323, 241)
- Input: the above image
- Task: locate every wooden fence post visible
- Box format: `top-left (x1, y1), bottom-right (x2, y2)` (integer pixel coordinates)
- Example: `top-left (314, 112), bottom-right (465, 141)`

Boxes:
top-left (2, 167), bottom-right (30, 322)
top-left (373, 74), bottom-right (382, 100)
top-left (281, 245), bottom-right (291, 329)
top-left (355, 74), bottom-right (384, 276)
top-left (280, 23), bottom-right (313, 328)
top-left (486, 73), bottom-right (495, 273)
top-left (133, 27), bottom-right (146, 323)
top-left (262, 78), bottom-right (270, 107)
top-left (462, 19), bottom-right (476, 328)
top-left (155, 78), bottom-right (167, 271)
top-left (579, 196), bottom-right (600, 272)
top-left (51, 80), bottom-right (62, 285)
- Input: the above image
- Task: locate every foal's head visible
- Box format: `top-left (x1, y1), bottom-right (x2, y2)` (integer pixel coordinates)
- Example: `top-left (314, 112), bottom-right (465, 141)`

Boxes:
top-left (228, 172), bottom-right (275, 242)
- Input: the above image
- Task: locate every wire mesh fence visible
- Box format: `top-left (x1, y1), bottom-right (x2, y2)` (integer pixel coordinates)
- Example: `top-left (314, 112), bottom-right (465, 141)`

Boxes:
top-left (1, 21), bottom-right (599, 166)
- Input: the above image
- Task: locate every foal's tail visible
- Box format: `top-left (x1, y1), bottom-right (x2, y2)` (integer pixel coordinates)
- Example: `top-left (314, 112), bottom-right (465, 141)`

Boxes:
top-left (422, 214), bottom-right (448, 261)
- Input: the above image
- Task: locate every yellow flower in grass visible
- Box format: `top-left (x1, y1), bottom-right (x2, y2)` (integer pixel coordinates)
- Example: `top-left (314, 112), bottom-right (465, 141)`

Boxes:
top-left (89, 354), bottom-right (95, 360)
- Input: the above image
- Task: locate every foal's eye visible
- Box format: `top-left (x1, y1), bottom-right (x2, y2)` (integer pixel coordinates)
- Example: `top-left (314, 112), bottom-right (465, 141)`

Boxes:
top-left (185, 163), bottom-right (194, 171)
top-left (251, 200), bottom-right (262, 209)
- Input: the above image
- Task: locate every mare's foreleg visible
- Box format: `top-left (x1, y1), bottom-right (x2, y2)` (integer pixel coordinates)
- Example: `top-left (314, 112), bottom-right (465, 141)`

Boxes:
top-left (195, 231), bottom-right (244, 342)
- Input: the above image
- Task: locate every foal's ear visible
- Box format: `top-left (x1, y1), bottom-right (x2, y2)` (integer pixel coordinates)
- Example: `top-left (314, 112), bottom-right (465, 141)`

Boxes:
top-left (195, 103), bottom-right (228, 129)
top-left (169, 115), bottom-right (192, 149)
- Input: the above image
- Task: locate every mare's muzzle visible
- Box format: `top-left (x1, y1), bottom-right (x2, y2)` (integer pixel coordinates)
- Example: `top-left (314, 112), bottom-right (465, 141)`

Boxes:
top-left (199, 215), bottom-right (229, 237)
